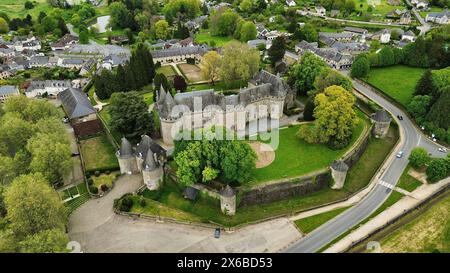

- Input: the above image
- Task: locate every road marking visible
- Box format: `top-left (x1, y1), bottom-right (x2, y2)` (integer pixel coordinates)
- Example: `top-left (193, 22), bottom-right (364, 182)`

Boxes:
top-left (378, 180), bottom-right (395, 190)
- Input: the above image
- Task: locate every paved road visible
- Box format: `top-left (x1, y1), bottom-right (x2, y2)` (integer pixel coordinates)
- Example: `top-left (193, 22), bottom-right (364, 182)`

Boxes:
top-left (285, 75), bottom-right (447, 253)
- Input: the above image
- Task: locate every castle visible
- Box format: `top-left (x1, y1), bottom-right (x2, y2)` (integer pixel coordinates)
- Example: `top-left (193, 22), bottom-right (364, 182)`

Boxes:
top-left (156, 70), bottom-right (295, 145)
top-left (116, 135), bottom-right (166, 190)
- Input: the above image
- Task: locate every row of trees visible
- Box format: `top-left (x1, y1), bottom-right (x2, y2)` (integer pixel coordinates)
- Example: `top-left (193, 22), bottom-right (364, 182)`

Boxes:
top-left (408, 67), bottom-right (450, 143)
top-left (94, 43), bottom-right (156, 100)
top-left (199, 42), bottom-right (260, 87)
top-left (209, 7), bottom-right (257, 42)
top-left (173, 127), bottom-right (257, 186)
top-left (0, 96), bottom-right (71, 252)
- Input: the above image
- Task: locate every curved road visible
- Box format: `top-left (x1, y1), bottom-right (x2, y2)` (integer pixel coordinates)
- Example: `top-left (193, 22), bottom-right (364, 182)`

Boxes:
top-left (286, 76), bottom-right (447, 253)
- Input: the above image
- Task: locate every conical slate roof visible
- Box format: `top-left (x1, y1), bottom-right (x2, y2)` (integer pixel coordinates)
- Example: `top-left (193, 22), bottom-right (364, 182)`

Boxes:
top-left (158, 85), bottom-right (166, 102)
top-left (371, 110), bottom-right (391, 122)
top-left (220, 185), bottom-right (235, 197)
top-left (144, 149), bottom-right (157, 171)
top-left (118, 137), bottom-right (133, 157)
top-left (331, 160), bottom-right (349, 172)
top-left (136, 135), bottom-right (152, 157)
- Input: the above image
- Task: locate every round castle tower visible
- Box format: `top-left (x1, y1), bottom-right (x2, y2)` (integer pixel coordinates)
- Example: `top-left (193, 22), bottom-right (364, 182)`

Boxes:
top-left (116, 137), bottom-right (138, 174)
top-left (371, 110), bottom-right (392, 138)
top-left (142, 148), bottom-right (164, 190)
top-left (330, 160), bottom-right (349, 190)
top-left (220, 185), bottom-right (236, 216)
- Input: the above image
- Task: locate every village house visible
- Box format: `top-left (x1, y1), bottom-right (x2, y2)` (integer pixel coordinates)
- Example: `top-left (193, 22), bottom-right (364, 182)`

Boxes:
top-left (319, 32), bottom-right (354, 43)
top-left (0, 85), bottom-right (20, 103)
top-left (51, 34), bottom-right (79, 51)
top-left (400, 11), bottom-right (412, 24)
top-left (401, 30), bottom-right (416, 42)
top-left (295, 41), bottom-right (353, 70)
top-left (58, 58), bottom-right (85, 69)
top-left (411, 0), bottom-right (429, 9)
top-left (14, 37), bottom-right (41, 52)
top-left (286, 0), bottom-right (296, 7)
top-left (315, 6), bottom-right (326, 16)
top-left (372, 29), bottom-right (391, 43)
top-left (426, 9), bottom-right (449, 24)
top-left (151, 45), bottom-right (209, 65)
top-left (25, 80), bottom-right (72, 98)
top-left (101, 54), bottom-right (129, 70)
top-left (0, 68), bottom-right (13, 80)
top-left (0, 47), bottom-right (15, 58)
top-left (80, 58), bottom-right (96, 76)
top-left (185, 15), bottom-right (208, 31)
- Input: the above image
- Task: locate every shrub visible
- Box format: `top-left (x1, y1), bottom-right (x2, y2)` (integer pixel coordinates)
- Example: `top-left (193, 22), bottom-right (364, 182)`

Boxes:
top-left (139, 197), bottom-right (146, 207)
top-left (100, 184), bottom-right (109, 192)
top-left (426, 158), bottom-right (450, 183)
top-left (95, 171), bottom-right (101, 177)
top-left (105, 170), bottom-right (111, 175)
top-left (87, 178), bottom-right (93, 186)
top-left (89, 185), bottom-right (98, 194)
top-left (119, 196), bottom-right (134, 212)
top-left (409, 147), bottom-right (431, 169)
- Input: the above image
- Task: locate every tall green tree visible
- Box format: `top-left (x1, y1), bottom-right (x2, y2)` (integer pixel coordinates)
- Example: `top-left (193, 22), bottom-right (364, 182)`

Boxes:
top-left (5, 173), bottom-right (67, 237)
top-left (351, 54), bottom-right (370, 78)
top-left (408, 147), bottom-right (431, 169)
top-left (289, 52), bottom-right (327, 96)
top-left (414, 69), bottom-right (435, 96)
top-left (267, 36), bottom-right (286, 66)
top-left (109, 92), bottom-right (154, 142)
top-left (19, 228), bottom-right (69, 253)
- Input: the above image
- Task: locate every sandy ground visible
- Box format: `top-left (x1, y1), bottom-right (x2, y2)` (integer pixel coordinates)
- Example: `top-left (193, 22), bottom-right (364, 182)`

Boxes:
top-left (250, 142), bottom-right (275, 168)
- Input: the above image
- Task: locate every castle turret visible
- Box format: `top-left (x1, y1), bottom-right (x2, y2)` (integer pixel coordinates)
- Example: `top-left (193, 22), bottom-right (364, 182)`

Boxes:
top-left (220, 185), bottom-right (236, 215)
top-left (135, 135), bottom-right (152, 172)
top-left (371, 110), bottom-right (392, 138)
top-left (142, 148), bottom-right (163, 190)
top-left (330, 160), bottom-right (349, 189)
top-left (116, 137), bottom-right (138, 174)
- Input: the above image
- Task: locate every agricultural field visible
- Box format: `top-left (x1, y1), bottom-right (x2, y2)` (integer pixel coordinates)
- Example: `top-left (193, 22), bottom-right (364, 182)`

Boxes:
top-left (378, 193), bottom-right (450, 253)
top-left (0, 0), bottom-right (51, 19)
top-left (365, 65), bottom-right (426, 106)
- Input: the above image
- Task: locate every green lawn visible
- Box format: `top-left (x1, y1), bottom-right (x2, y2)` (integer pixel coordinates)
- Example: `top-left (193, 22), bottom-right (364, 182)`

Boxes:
top-left (420, 6), bottom-right (444, 18)
top-left (250, 111), bottom-right (369, 184)
top-left (0, 0), bottom-right (52, 19)
top-left (397, 166), bottom-right (423, 192)
top-left (365, 65), bottom-right (426, 106)
top-left (79, 134), bottom-right (119, 172)
top-left (194, 30), bottom-right (236, 47)
top-left (347, 0), bottom-right (405, 21)
top-left (156, 65), bottom-right (178, 78)
top-left (294, 206), bottom-right (350, 234)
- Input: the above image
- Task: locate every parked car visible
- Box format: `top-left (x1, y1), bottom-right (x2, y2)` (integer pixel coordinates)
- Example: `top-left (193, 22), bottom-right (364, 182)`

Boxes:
top-left (396, 151), bottom-right (404, 158)
top-left (214, 228), bottom-right (220, 239)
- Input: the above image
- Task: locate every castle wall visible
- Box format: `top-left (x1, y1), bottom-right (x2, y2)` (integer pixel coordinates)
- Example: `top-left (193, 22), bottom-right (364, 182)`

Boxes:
top-left (331, 169), bottom-right (347, 189)
top-left (117, 155), bottom-right (138, 174)
top-left (220, 195), bottom-right (236, 216)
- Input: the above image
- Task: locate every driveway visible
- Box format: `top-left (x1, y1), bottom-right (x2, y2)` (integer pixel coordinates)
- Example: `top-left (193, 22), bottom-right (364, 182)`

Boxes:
top-left (68, 175), bottom-right (301, 253)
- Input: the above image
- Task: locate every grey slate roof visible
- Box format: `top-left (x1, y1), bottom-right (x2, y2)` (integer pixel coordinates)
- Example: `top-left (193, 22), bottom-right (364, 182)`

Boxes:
top-left (151, 45), bottom-right (209, 59)
top-left (183, 187), bottom-right (199, 200)
top-left (118, 138), bottom-right (133, 157)
top-left (58, 87), bottom-right (95, 119)
top-left (0, 85), bottom-right (18, 95)
top-left (220, 185), bottom-right (235, 197)
top-left (371, 110), bottom-right (392, 122)
top-left (143, 149), bottom-right (157, 171)
top-left (136, 135), bottom-right (166, 159)
top-left (331, 160), bottom-right (349, 172)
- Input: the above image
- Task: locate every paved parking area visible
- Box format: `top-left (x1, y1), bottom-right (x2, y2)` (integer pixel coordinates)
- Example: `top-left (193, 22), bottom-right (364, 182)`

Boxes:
top-left (68, 175), bottom-right (301, 253)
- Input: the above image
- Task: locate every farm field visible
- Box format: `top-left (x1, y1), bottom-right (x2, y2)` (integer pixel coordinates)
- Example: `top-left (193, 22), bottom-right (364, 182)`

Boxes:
top-left (0, 0), bottom-right (51, 19)
top-left (365, 65), bottom-right (426, 106)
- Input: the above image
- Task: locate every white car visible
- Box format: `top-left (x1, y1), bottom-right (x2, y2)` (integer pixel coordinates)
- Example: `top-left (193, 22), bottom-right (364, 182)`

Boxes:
top-left (396, 151), bottom-right (404, 158)
top-left (438, 147), bottom-right (447, 153)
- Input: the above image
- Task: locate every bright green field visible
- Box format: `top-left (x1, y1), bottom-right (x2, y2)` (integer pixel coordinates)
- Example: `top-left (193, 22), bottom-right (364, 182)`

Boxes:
top-left (194, 30), bottom-right (236, 47)
top-left (366, 65), bottom-right (426, 106)
top-left (79, 134), bottom-right (119, 172)
top-left (250, 111), bottom-right (369, 184)
top-left (0, 0), bottom-right (51, 19)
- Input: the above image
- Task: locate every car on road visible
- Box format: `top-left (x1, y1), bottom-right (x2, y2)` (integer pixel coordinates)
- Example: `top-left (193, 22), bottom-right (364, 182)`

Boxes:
top-left (438, 147), bottom-right (447, 153)
top-left (214, 228), bottom-right (220, 239)
top-left (396, 151), bottom-right (404, 158)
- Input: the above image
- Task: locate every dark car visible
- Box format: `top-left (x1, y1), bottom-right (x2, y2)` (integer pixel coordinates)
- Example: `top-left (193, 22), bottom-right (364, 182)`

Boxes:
top-left (214, 228), bottom-right (220, 239)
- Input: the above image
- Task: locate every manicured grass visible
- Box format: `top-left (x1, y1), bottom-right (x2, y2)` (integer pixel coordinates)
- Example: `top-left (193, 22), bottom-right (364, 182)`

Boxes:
top-left (294, 206), bottom-right (350, 234)
top-left (397, 166), bottom-right (423, 192)
top-left (79, 134), bottom-right (119, 172)
top-left (186, 81), bottom-right (238, 92)
top-left (97, 105), bottom-right (122, 143)
top-left (378, 193), bottom-right (450, 253)
top-left (91, 171), bottom-right (119, 190)
top-left (250, 111), bottom-right (369, 184)
top-left (365, 65), bottom-right (426, 106)
top-left (156, 65), bottom-right (178, 78)
top-left (194, 30), bottom-right (236, 47)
